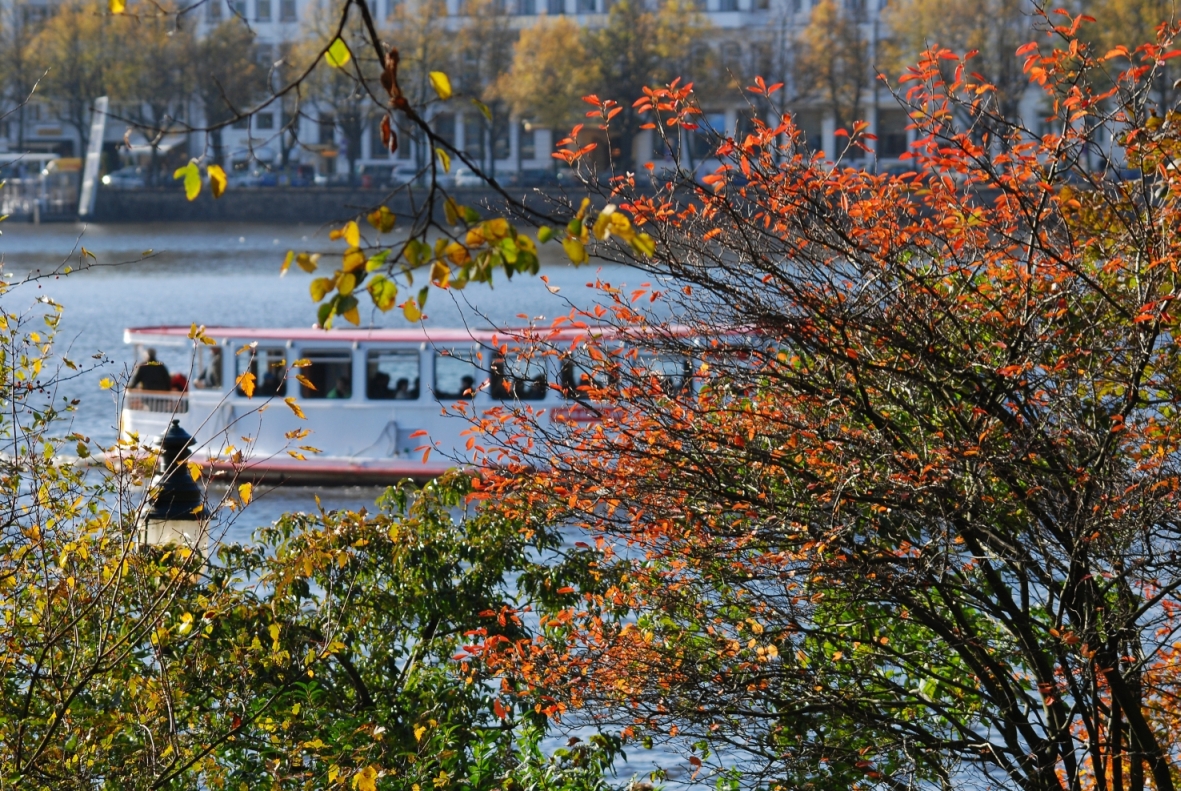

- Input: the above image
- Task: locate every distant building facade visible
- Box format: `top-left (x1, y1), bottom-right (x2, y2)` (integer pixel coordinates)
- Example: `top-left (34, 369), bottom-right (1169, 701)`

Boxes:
top-left (1, 0), bottom-right (928, 179)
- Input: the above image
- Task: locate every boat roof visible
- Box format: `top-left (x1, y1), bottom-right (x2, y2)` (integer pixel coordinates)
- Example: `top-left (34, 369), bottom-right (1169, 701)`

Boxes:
top-left (123, 324), bottom-right (687, 347)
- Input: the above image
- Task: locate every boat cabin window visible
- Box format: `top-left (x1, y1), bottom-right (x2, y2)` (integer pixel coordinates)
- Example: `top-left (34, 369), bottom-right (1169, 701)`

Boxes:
top-left (559, 350), bottom-right (616, 400)
top-left (236, 346), bottom-right (286, 397)
top-left (367, 350), bottom-right (420, 400)
top-left (301, 349), bottom-right (353, 399)
top-left (489, 351), bottom-right (547, 401)
top-left (630, 352), bottom-right (693, 394)
top-left (434, 349), bottom-right (480, 400)
top-left (193, 346), bottom-right (223, 390)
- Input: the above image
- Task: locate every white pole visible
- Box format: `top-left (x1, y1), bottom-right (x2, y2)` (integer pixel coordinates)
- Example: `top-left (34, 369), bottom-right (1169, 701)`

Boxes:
top-left (78, 96), bottom-right (109, 218)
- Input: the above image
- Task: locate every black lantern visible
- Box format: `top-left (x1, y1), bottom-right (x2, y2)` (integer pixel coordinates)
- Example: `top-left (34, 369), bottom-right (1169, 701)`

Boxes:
top-left (142, 419), bottom-right (207, 546)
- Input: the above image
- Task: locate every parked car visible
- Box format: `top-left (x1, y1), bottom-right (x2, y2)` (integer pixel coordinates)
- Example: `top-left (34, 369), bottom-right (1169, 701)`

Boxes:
top-left (227, 168), bottom-right (278, 188)
top-left (358, 164), bottom-right (393, 189)
top-left (101, 166), bottom-right (145, 189)
top-left (519, 169), bottom-right (560, 188)
top-left (453, 167), bottom-right (484, 187)
top-left (390, 163), bottom-right (422, 186)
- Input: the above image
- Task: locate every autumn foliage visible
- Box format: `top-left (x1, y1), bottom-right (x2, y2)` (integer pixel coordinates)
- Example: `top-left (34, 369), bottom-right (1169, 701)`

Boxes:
top-left (450, 10), bottom-right (1181, 790)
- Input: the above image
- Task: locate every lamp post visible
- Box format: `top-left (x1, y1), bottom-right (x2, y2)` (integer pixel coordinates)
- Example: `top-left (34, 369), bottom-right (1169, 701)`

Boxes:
top-left (140, 419), bottom-right (208, 550)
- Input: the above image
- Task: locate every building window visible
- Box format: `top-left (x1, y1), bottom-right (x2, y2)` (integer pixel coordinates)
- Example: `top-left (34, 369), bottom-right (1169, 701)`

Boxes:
top-left (254, 43), bottom-right (274, 69)
top-left (280, 0), bottom-right (297, 19)
top-left (546, 0), bottom-right (564, 12)
top-left (371, 116), bottom-right (389, 159)
top-left (230, 0), bottom-right (246, 16)
top-left (754, 0), bottom-right (769, 9)
top-left (434, 112), bottom-right (456, 148)
top-left (208, 0), bottom-right (223, 19)
top-left (576, 0), bottom-right (594, 11)
top-left (877, 109), bottom-right (909, 158)
top-left (719, 0), bottom-right (737, 10)
top-left (256, 112), bottom-right (275, 130)
top-left (393, 114), bottom-right (413, 160)
top-left (464, 114), bottom-right (485, 161)
top-left (492, 120), bottom-right (510, 160)
top-left (232, 116), bottom-right (249, 129)
top-left (518, 0), bottom-right (535, 11)
top-left (385, 0), bottom-right (401, 15)
top-left (519, 124), bottom-right (536, 160)
top-left (319, 115), bottom-right (336, 145)
top-left (721, 42), bottom-right (742, 69)
top-left (256, 0), bottom-right (271, 20)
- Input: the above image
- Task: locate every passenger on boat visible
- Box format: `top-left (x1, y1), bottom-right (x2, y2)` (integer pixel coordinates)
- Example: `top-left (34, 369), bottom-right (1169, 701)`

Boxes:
top-left (128, 348), bottom-right (171, 391)
top-left (392, 378), bottom-right (411, 399)
top-left (194, 352), bottom-right (222, 389)
top-left (170, 373), bottom-right (188, 392)
top-left (260, 371), bottom-right (283, 397)
top-left (327, 374), bottom-right (352, 399)
top-left (371, 372), bottom-right (392, 398)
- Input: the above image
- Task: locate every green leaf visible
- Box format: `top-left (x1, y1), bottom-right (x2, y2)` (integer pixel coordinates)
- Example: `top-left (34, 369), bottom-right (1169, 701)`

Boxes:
top-left (429, 71), bottom-right (453, 100)
top-left (367, 275), bottom-right (398, 311)
top-left (173, 161), bottom-right (201, 201)
top-left (326, 38), bottom-right (351, 68)
top-left (537, 226), bottom-right (554, 244)
top-left (318, 296), bottom-right (339, 328)
top-left (366, 250), bottom-right (392, 272)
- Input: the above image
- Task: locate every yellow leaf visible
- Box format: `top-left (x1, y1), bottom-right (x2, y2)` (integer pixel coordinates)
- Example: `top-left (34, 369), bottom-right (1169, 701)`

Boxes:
top-left (338, 273), bottom-right (357, 296)
top-left (187, 462), bottom-right (202, 481)
top-left (444, 197), bottom-right (460, 226)
top-left (354, 765), bottom-right (379, 791)
top-left (269, 623), bottom-right (280, 641)
top-left (99, 377), bottom-right (114, 390)
top-left (344, 220), bottom-right (360, 248)
top-left (342, 306), bottom-right (361, 325)
top-left (236, 371), bottom-right (256, 398)
top-left (403, 301), bottom-right (422, 322)
top-left (342, 248), bottom-right (365, 272)
top-left (435, 147), bottom-right (451, 174)
top-left (109, 0), bottom-right (125, 13)
top-left (238, 482), bottom-right (253, 505)
top-left (414, 724), bottom-right (427, 741)
top-left (208, 164), bottom-right (227, 198)
top-left (429, 71), bottom-right (452, 100)
top-left (310, 277), bottom-right (333, 302)
top-left (562, 236), bottom-right (588, 265)
top-left (442, 242), bottom-right (469, 267)
top-left (280, 250), bottom-right (295, 276)
top-left (297, 253), bottom-right (319, 273)
top-left (285, 397), bottom-right (306, 419)
top-left (431, 259), bottom-right (453, 285)
top-left (326, 37), bottom-right (351, 68)
top-left (367, 205), bottom-right (396, 233)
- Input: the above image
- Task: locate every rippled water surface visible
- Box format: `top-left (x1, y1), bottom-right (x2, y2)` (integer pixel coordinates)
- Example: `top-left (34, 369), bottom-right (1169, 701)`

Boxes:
top-left (0, 221), bottom-right (685, 781)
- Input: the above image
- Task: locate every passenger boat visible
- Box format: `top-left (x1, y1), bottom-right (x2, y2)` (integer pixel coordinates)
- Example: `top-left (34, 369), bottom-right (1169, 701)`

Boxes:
top-left (121, 325), bottom-right (692, 484)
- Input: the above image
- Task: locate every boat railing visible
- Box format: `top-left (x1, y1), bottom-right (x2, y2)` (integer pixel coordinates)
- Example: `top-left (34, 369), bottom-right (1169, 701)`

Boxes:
top-left (125, 392), bottom-right (190, 414)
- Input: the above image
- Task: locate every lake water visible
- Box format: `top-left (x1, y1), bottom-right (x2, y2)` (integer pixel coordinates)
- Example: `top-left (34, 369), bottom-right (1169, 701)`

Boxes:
top-left (0, 221), bottom-right (686, 781)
